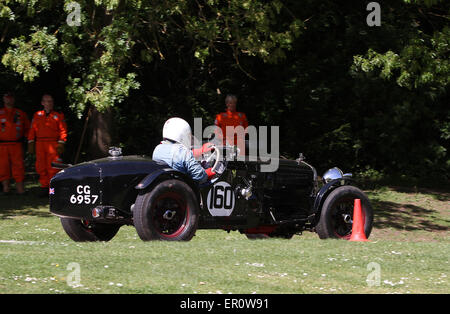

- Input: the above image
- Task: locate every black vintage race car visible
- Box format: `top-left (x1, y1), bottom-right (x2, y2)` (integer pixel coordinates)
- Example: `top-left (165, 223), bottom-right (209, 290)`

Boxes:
top-left (49, 146), bottom-right (373, 242)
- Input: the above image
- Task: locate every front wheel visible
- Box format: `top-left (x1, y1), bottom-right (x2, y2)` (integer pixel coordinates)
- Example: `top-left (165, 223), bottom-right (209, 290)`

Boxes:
top-left (315, 185), bottom-right (373, 240)
top-left (60, 218), bottom-right (121, 242)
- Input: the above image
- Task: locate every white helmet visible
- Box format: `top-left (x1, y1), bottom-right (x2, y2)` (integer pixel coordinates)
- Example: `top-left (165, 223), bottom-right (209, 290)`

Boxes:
top-left (162, 117), bottom-right (192, 148)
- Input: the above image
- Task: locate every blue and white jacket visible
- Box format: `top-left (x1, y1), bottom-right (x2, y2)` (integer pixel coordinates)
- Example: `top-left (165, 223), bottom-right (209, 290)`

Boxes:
top-left (152, 140), bottom-right (207, 184)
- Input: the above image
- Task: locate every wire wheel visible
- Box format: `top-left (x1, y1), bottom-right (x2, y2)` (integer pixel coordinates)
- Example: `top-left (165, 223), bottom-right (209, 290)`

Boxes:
top-left (134, 179), bottom-right (199, 241)
top-left (316, 185), bottom-right (373, 240)
top-left (150, 192), bottom-right (189, 238)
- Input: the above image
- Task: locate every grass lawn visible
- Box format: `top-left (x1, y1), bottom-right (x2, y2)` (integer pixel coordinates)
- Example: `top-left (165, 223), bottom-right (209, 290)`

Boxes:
top-left (0, 183), bottom-right (448, 294)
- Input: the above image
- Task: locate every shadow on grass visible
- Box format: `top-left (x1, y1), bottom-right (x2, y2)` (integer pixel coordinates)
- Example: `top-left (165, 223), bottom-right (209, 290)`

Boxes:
top-left (371, 199), bottom-right (449, 232)
top-left (0, 186), bottom-right (52, 219)
top-left (389, 186), bottom-right (450, 202)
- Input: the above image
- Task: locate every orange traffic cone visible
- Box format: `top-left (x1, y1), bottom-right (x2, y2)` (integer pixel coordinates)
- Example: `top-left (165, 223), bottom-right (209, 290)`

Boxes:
top-left (349, 199), bottom-right (369, 242)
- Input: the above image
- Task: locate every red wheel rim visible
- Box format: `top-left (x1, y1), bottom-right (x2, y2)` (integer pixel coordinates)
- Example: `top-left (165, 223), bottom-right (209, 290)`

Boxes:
top-left (150, 192), bottom-right (189, 238)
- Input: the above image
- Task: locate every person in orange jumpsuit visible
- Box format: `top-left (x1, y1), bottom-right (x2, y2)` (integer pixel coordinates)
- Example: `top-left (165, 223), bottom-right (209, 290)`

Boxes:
top-left (0, 91), bottom-right (30, 194)
top-left (214, 94), bottom-right (248, 154)
top-left (28, 94), bottom-right (67, 195)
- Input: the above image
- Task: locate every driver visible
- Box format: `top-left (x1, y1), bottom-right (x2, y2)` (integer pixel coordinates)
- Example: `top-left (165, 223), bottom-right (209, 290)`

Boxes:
top-left (152, 117), bottom-right (216, 184)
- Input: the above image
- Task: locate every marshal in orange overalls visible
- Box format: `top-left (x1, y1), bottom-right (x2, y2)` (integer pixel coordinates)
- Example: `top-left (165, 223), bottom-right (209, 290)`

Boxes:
top-left (214, 110), bottom-right (248, 153)
top-left (0, 107), bottom-right (30, 184)
top-left (28, 110), bottom-right (67, 188)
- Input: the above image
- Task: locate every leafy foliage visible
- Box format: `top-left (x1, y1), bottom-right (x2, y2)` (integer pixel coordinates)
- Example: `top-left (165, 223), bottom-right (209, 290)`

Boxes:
top-left (0, 0), bottom-right (448, 183)
top-left (2, 27), bottom-right (58, 81)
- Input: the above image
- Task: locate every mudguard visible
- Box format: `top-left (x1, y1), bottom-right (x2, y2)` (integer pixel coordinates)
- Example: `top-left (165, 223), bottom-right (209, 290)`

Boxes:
top-left (135, 168), bottom-right (200, 202)
top-left (312, 177), bottom-right (354, 214)
top-left (135, 168), bottom-right (177, 190)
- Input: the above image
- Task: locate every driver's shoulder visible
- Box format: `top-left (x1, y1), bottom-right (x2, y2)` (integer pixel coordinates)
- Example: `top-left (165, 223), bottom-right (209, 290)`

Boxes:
top-left (168, 143), bottom-right (192, 162)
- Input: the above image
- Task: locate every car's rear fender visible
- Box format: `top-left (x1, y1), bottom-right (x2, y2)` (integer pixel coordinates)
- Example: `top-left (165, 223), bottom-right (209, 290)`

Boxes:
top-left (135, 168), bottom-right (200, 202)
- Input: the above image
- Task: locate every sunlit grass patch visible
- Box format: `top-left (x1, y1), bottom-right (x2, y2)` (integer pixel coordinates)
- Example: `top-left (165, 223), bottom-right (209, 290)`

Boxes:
top-left (0, 183), bottom-right (448, 293)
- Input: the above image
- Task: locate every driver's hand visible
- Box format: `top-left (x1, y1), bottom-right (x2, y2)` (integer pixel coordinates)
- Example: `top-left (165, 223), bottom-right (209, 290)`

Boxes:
top-left (205, 167), bottom-right (216, 180)
top-left (192, 142), bottom-right (215, 158)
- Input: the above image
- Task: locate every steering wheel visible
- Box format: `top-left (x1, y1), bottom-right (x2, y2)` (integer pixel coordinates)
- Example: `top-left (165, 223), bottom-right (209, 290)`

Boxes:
top-left (205, 145), bottom-right (220, 172)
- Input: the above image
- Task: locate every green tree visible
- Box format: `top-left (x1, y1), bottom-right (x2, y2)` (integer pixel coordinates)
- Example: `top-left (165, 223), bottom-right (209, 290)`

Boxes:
top-left (351, 0), bottom-right (449, 180)
top-left (1, 0), bottom-right (301, 157)
top-left (1, 0), bottom-right (301, 114)
top-left (0, 0), bottom-right (448, 185)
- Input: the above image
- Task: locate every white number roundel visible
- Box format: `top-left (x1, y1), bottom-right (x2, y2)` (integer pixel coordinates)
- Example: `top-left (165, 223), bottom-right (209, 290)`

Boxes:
top-left (206, 181), bottom-right (235, 216)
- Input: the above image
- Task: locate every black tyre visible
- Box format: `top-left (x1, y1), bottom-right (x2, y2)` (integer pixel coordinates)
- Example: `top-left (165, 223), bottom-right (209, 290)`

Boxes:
top-left (315, 185), bottom-right (373, 240)
top-left (133, 179), bottom-right (199, 241)
top-left (60, 218), bottom-right (121, 242)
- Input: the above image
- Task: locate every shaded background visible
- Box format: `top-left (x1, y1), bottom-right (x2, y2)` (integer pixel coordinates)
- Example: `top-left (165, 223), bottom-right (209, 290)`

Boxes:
top-left (0, 0), bottom-right (448, 186)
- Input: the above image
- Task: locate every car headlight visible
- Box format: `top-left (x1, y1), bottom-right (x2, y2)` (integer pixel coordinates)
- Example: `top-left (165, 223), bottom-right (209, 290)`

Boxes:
top-left (323, 167), bottom-right (344, 184)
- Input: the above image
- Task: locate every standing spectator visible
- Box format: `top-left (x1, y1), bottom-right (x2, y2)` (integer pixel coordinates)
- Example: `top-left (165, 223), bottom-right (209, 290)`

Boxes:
top-left (0, 91), bottom-right (30, 195)
top-left (28, 94), bottom-right (67, 196)
top-left (214, 94), bottom-right (248, 153)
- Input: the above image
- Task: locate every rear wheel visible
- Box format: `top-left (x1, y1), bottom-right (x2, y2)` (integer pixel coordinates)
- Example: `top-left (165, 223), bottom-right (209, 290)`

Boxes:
top-left (134, 179), bottom-right (199, 241)
top-left (60, 218), bottom-right (120, 242)
top-left (315, 185), bottom-right (373, 240)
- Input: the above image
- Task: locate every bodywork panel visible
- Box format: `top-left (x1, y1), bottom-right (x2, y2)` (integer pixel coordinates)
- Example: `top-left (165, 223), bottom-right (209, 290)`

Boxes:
top-left (50, 155), bottom-right (166, 219)
top-left (50, 154), bottom-right (325, 232)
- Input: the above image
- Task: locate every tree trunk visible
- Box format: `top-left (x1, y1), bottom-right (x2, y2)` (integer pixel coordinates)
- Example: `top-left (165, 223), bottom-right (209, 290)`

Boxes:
top-left (88, 107), bottom-right (113, 159)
